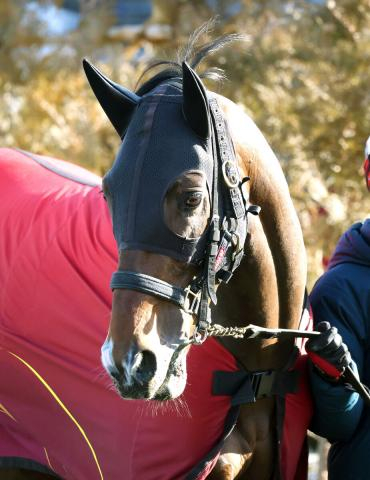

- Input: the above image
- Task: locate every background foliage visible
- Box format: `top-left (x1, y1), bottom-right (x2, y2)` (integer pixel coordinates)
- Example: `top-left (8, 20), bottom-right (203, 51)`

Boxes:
top-left (1, 0), bottom-right (369, 287)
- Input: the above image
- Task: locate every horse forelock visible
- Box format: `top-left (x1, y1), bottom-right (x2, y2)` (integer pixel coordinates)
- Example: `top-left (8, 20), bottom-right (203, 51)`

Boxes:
top-left (135, 24), bottom-right (246, 96)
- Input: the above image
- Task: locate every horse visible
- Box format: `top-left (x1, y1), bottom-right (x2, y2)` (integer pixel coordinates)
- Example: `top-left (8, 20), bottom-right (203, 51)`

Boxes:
top-left (0, 31), bottom-right (311, 480)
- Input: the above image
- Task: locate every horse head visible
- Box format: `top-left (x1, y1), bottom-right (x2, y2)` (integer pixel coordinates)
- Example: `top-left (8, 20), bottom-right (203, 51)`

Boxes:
top-left (84, 36), bottom-right (307, 403)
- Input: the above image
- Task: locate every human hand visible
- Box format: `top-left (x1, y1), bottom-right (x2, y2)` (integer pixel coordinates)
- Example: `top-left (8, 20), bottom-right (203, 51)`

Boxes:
top-left (306, 321), bottom-right (352, 380)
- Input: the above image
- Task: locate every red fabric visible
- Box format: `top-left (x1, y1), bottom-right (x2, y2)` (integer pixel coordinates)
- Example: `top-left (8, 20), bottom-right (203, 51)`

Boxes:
top-left (364, 156), bottom-right (370, 190)
top-left (0, 148), bottom-right (236, 480)
top-left (280, 308), bottom-right (314, 480)
top-left (306, 351), bottom-right (342, 379)
top-left (0, 148), bottom-right (312, 480)
top-left (280, 355), bottom-right (313, 480)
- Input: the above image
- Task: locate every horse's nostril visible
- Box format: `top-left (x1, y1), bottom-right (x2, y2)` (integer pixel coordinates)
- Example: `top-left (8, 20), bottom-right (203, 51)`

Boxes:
top-left (134, 350), bottom-right (157, 383)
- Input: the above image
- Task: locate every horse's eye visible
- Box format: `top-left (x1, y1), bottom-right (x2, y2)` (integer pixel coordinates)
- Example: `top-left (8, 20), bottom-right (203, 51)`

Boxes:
top-left (184, 192), bottom-right (202, 209)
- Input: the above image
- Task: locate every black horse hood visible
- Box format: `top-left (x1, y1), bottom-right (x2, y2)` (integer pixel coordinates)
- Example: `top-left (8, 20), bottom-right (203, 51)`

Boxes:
top-left (84, 59), bottom-right (249, 268)
top-left (103, 83), bottom-right (214, 263)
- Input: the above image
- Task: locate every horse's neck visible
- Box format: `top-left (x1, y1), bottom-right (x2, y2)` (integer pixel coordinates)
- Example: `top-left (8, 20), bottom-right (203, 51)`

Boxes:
top-left (213, 222), bottom-right (285, 370)
top-left (213, 96), bottom-right (307, 370)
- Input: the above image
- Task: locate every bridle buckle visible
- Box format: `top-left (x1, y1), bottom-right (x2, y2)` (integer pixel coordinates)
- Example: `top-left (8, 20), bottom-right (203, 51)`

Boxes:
top-left (193, 324), bottom-right (208, 345)
top-left (183, 285), bottom-right (202, 315)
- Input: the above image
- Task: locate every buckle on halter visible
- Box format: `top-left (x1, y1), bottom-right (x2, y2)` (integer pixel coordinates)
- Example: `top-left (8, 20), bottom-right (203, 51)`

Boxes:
top-left (222, 160), bottom-right (239, 188)
top-left (183, 286), bottom-right (202, 315)
top-left (193, 324), bottom-right (208, 345)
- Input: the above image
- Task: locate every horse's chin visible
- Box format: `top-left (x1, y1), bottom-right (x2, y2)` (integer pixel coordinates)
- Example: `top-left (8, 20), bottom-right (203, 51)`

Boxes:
top-left (153, 371), bottom-right (187, 400)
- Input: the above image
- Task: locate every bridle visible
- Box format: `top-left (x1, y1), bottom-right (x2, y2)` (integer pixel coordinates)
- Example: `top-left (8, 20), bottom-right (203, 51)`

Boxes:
top-left (87, 59), bottom-right (370, 408)
top-left (106, 91), bottom-right (370, 410)
top-left (110, 96), bottom-right (260, 344)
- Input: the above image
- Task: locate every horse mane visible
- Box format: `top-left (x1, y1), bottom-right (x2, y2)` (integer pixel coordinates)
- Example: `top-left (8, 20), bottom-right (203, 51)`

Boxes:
top-left (135, 22), bottom-right (246, 96)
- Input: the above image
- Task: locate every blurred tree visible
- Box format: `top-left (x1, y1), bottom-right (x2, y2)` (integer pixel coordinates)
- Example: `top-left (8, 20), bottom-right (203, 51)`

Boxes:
top-left (228, 0), bottom-right (370, 284)
top-left (0, 0), bottom-right (369, 283)
top-left (0, 0), bottom-right (130, 173)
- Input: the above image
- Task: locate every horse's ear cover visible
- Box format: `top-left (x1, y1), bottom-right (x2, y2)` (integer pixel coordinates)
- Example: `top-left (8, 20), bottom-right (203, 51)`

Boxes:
top-left (82, 59), bottom-right (140, 139)
top-left (182, 62), bottom-right (210, 140)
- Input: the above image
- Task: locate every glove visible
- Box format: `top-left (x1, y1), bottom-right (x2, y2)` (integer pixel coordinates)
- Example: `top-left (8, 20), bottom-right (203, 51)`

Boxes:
top-left (306, 321), bottom-right (352, 380)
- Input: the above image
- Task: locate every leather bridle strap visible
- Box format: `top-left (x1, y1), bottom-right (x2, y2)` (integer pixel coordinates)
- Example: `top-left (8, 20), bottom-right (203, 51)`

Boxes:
top-left (109, 98), bottom-right (255, 345)
top-left (110, 270), bottom-right (202, 315)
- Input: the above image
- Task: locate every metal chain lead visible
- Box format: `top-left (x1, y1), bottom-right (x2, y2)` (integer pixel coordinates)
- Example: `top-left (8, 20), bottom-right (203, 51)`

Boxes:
top-left (207, 324), bottom-right (248, 339)
top-left (207, 323), bottom-right (323, 340)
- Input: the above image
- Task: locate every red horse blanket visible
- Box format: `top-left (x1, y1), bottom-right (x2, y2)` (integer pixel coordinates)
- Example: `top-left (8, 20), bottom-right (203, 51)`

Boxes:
top-left (0, 148), bottom-right (312, 480)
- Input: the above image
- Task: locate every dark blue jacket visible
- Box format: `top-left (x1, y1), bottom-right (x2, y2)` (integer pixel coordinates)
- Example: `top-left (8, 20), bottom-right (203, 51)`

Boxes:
top-left (309, 219), bottom-right (370, 480)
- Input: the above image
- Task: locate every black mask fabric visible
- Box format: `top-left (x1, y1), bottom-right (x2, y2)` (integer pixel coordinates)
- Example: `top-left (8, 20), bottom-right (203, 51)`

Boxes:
top-left (103, 84), bottom-right (214, 264)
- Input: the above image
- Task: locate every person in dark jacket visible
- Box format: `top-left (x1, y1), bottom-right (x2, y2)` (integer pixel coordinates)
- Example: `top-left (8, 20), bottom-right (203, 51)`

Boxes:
top-left (306, 139), bottom-right (370, 480)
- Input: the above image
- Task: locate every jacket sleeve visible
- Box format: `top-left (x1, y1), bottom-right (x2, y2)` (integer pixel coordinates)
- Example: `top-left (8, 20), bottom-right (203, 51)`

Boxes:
top-left (309, 274), bottom-right (365, 441)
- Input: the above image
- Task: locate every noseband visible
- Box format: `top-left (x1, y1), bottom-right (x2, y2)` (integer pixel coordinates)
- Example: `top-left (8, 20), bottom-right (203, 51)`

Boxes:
top-left (110, 97), bottom-right (260, 344)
